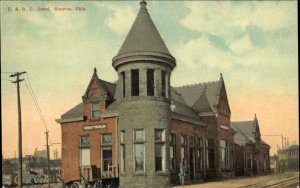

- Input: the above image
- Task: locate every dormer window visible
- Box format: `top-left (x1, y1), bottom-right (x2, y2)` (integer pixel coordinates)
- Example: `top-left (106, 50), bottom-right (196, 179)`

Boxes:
top-left (91, 102), bottom-right (100, 119)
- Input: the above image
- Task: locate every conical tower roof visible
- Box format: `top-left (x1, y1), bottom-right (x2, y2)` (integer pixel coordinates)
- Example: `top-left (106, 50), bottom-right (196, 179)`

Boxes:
top-left (112, 0), bottom-right (176, 70)
top-left (118, 0), bottom-right (171, 56)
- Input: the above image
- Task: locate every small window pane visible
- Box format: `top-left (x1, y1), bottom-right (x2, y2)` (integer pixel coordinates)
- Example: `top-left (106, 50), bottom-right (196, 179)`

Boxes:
top-left (102, 148), bottom-right (112, 172)
top-left (120, 131), bottom-right (125, 143)
top-left (189, 137), bottom-right (194, 147)
top-left (155, 144), bottom-right (163, 171)
top-left (102, 134), bottom-right (112, 145)
top-left (155, 130), bottom-right (163, 141)
top-left (91, 103), bottom-right (100, 119)
top-left (135, 144), bottom-right (144, 172)
top-left (170, 146), bottom-right (176, 171)
top-left (180, 136), bottom-right (186, 145)
top-left (135, 130), bottom-right (144, 141)
top-left (170, 134), bottom-right (176, 144)
top-left (80, 136), bottom-right (90, 147)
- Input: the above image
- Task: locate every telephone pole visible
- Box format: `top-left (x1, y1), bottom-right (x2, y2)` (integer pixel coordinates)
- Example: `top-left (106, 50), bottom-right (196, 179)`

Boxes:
top-left (45, 130), bottom-right (50, 188)
top-left (10, 71), bottom-right (26, 188)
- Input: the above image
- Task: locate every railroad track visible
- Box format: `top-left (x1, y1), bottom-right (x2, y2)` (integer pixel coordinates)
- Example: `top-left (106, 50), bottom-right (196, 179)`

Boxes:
top-left (264, 176), bottom-right (299, 188)
top-left (238, 175), bottom-right (299, 188)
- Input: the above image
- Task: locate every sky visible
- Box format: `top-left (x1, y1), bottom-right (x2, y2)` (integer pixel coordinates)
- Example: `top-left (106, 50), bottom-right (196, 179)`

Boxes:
top-left (1, 1), bottom-right (298, 159)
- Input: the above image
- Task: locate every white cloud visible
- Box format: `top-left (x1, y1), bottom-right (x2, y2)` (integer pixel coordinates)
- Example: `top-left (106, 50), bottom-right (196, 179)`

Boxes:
top-left (96, 3), bottom-right (135, 35)
top-left (181, 1), bottom-right (297, 38)
top-left (175, 36), bottom-right (233, 70)
top-left (229, 34), bottom-right (254, 54)
top-left (174, 34), bottom-right (296, 72)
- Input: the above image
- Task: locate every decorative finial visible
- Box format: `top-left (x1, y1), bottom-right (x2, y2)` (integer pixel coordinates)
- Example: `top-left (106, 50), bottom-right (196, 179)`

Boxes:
top-left (140, 0), bottom-right (147, 8)
top-left (254, 113), bottom-right (257, 118)
top-left (94, 67), bottom-right (97, 74)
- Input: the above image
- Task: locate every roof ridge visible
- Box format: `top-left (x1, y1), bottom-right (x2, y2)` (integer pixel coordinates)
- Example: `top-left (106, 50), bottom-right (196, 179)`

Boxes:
top-left (175, 80), bottom-right (220, 89)
top-left (98, 78), bottom-right (116, 85)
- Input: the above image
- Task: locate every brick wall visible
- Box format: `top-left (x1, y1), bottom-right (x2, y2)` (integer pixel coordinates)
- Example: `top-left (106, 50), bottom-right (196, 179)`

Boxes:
top-left (61, 117), bottom-right (117, 182)
top-left (171, 118), bottom-right (205, 184)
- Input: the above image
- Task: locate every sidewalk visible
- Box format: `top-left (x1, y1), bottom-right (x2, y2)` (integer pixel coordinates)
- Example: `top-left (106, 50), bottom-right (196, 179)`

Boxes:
top-left (173, 172), bottom-right (299, 188)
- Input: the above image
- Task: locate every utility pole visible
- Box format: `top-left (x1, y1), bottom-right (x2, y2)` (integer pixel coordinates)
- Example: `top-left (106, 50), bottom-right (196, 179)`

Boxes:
top-left (284, 137), bottom-right (287, 149)
top-left (45, 131), bottom-right (50, 188)
top-left (10, 71), bottom-right (26, 188)
top-left (262, 134), bottom-right (284, 151)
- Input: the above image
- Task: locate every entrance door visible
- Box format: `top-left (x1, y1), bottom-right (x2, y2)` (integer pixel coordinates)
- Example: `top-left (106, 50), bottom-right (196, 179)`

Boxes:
top-left (189, 148), bottom-right (194, 180)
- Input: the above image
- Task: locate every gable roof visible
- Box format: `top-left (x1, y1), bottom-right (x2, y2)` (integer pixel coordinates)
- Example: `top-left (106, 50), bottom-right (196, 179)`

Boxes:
top-left (61, 103), bottom-right (84, 119)
top-left (171, 88), bottom-right (205, 126)
top-left (231, 117), bottom-right (269, 147)
top-left (115, 1), bottom-right (171, 57)
top-left (231, 121), bottom-right (255, 145)
top-left (82, 68), bottom-right (116, 101)
top-left (174, 77), bottom-right (224, 114)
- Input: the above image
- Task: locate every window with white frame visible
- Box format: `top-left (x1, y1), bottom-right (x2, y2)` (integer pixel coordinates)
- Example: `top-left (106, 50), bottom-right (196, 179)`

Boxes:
top-left (102, 148), bottom-right (112, 172)
top-left (80, 135), bottom-right (90, 147)
top-left (170, 133), bottom-right (176, 171)
top-left (206, 138), bottom-right (214, 169)
top-left (80, 136), bottom-right (90, 173)
top-left (91, 102), bottom-right (100, 119)
top-left (134, 129), bottom-right (145, 173)
top-left (155, 129), bottom-right (165, 172)
top-left (101, 134), bottom-right (112, 172)
top-left (120, 130), bottom-right (125, 173)
top-left (220, 140), bottom-right (229, 170)
top-left (180, 136), bottom-right (187, 165)
top-left (197, 137), bottom-right (203, 170)
top-left (102, 134), bottom-right (112, 145)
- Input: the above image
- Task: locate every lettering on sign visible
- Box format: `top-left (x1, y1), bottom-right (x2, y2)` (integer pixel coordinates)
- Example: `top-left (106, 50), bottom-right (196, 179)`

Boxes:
top-left (13, 174), bottom-right (49, 185)
top-left (83, 124), bottom-right (107, 131)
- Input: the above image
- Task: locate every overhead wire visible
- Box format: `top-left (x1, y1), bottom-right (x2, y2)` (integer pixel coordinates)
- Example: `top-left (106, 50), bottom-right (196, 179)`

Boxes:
top-left (24, 73), bottom-right (52, 145)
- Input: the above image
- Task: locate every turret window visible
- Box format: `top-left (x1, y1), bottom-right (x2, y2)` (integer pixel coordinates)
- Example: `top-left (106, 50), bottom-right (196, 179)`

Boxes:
top-left (131, 69), bottom-right (139, 96)
top-left (147, 69), bottom-right (154, 96)
top-left (161, 71), bottom-right (166, 97)
top-left (121, 72), bottom-right (125, 98)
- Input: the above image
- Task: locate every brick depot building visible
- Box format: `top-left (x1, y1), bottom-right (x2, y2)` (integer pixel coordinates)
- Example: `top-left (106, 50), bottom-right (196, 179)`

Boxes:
top-left (231, 115), bottom-right (270, 176)
top-left (57, 1), bottom-right (268, 187)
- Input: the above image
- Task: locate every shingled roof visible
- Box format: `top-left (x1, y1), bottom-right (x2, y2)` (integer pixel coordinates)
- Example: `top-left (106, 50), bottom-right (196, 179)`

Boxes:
top-left (61, 103), bottom-right (84, 119)
top-left (231, 121), bottom-right (254, 144)
top-left (115, 0), bottom-right (172, 57)
top-left (230, 117), bottom-right (269, 147)
top-left (171, 88), bottom-right (205, 126)
top-left (82, 68), bottom-right (116, 101)
top-left (174, 77), bottom-right (223, 114)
